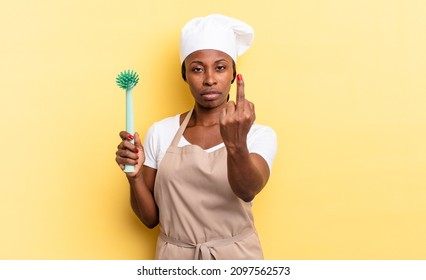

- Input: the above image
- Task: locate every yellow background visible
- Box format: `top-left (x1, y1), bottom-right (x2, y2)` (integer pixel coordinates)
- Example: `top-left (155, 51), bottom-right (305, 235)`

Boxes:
top-left (1, 0), bottom-right (425, 259)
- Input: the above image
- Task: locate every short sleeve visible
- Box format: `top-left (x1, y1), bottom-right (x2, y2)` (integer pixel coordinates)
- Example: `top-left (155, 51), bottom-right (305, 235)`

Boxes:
top-left (247, 125), bottom-right (278, 172)
top-left (142, 115), bottom-right (181, 169)
top-left (143, 123), bottom-right (161, 169)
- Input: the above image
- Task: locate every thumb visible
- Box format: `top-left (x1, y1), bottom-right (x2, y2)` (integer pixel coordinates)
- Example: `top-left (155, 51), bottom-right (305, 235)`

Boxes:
top-left (134, 132), bottom-right (143, 149)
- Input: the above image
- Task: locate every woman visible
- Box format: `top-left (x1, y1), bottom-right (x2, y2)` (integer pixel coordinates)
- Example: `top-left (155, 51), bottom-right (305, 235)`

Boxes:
top-left (115, 14), bottom-right (277, 260)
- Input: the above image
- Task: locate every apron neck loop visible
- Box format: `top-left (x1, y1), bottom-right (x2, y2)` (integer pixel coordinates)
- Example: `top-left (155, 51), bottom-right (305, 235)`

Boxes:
top-left (171, 106), bottom-right (194, 147)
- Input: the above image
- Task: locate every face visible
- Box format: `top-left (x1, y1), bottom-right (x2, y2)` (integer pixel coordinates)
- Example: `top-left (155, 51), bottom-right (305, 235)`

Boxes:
top-left (184, 49), bottom-right (234, 109)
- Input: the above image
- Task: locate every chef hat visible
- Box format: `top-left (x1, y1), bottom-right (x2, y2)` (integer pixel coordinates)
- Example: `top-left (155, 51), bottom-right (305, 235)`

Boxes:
top-left (179, 14), bottom-right (254, 64)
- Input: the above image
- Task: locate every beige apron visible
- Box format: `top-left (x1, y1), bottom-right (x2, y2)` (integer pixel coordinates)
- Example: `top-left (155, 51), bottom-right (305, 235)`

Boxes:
top-left (153, 108), bottom-right (263, 260)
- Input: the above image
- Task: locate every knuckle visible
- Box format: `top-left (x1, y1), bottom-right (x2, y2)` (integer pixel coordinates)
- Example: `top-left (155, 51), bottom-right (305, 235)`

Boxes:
top-left (122, 141), bottom-right (131, 150)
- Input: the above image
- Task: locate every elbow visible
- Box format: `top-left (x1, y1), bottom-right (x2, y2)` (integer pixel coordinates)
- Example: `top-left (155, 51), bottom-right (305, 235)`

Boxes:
top-left (236, 190), bottom-right (257, 203)
top-left (234, 180), bottom-right (268, 202)
top-left (138, 213), bottom-right (159, 229)
top-left (240, 195), bottom-right (255, 203)
top-left (144, 220), bottom-right (159, 229)
top-left (138, 211), bottom-right (159, 229)
top-left (131, 204), bottom-right (159, 229)
top-left (232, 177), bottom-right (267, 202)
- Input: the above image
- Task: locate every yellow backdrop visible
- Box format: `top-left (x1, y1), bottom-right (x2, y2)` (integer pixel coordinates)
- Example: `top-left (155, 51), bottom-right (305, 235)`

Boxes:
top-left (1, 0), bottom-right (425, 259)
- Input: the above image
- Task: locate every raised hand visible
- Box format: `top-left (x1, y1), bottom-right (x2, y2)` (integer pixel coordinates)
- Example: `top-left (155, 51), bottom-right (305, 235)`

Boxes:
top-left (219, 74), bottom-right (256, 152)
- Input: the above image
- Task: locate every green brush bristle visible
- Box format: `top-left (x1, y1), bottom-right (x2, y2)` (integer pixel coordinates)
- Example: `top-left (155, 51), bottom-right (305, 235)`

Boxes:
top-left (116, 70), bottom-right (139, 90)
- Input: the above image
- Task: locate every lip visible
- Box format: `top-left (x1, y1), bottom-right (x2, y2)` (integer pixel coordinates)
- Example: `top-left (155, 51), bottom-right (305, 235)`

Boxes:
top-left (200, 90), bottom-right (222, 100)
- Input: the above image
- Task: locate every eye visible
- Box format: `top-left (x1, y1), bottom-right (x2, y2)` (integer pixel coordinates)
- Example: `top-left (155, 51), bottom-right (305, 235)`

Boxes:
top-left (216, 65), bottom-right (226, 71)
top-left (192, 66), bottom-right (204, 73)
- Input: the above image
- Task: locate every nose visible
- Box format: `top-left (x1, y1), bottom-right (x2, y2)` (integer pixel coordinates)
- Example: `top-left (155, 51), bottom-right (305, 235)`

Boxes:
top-left (203, 69), bottom-right (217, 86)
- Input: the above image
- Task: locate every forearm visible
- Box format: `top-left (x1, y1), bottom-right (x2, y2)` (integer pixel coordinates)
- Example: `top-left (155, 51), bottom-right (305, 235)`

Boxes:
top-left (128, 174), bottom-right (159, 228)
top-left (226, 146), bottom-right (269, 202)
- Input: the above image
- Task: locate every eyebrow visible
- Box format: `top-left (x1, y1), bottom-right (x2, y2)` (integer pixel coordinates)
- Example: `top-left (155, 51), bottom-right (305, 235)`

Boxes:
top-left (189, 59), bottom-right (230, 65)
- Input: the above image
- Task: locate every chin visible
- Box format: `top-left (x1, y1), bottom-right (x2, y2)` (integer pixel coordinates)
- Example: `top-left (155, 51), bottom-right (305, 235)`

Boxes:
top-left (198, 100), bottom-right (227, 110)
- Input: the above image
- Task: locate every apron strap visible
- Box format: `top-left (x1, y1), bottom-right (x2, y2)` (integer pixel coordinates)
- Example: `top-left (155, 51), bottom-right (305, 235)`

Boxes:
top-left (170, 107), bottom-right (194, 147)
top-left (159, 228), bottom-right (255, 260)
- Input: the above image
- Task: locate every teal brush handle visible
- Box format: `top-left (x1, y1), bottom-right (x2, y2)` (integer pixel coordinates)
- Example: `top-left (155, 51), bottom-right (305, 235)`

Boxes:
top-left (116, 69), bottom-right (139, 173)
top-left (124, 88), bottom-right (135, 173)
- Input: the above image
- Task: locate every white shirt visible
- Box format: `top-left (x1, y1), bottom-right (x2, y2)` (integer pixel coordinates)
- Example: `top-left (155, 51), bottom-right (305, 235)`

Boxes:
top-left (143, 114), bottom-right (277, 171)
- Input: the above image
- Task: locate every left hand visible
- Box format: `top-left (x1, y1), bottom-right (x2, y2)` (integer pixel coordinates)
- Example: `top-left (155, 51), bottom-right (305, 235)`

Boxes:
top-left (219, 74), bottom-right (256, 152)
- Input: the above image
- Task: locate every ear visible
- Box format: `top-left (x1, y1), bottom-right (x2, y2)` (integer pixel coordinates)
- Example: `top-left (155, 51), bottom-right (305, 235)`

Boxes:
top-left (231, 60), bottom-right (236, 84)
top-left (181, 63), bottom-right (187, 81)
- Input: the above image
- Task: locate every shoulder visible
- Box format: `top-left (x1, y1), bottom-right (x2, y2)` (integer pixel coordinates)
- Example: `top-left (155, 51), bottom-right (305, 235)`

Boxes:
top-left (145, 114), bottom-right (180, 141)
top-left (143, 114), bottom-right (181, 169)
top-left (149, 114), bottom-right (180, 132)
top-left (248, 124), bottom-right (277, 141)
top-left (247, 123), bottom-right (277, 172)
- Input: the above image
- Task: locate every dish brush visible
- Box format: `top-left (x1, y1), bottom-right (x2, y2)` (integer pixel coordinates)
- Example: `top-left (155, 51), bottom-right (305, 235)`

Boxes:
top-left (116, 70), bottom-right (139, 173)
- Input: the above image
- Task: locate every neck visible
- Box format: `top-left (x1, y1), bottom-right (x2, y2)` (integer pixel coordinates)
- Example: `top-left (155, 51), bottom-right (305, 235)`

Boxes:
top-left (191, 104), bottom-right (224, 127)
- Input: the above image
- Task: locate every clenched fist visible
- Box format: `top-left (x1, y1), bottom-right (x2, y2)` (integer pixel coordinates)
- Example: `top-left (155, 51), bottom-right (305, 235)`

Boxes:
top-left (219, 74), bottom-right (256, 153)
top-left (115, 131), bottom-right (144, 177)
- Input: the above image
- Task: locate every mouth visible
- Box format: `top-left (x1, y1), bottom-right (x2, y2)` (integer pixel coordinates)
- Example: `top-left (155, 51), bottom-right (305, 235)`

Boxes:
top-left (200, 90), bottom-right (222, 100)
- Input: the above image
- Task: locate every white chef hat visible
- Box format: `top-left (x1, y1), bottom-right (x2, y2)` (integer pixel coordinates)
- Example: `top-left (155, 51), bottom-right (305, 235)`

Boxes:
top-left (179, 14), bottom-right (254, 64)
